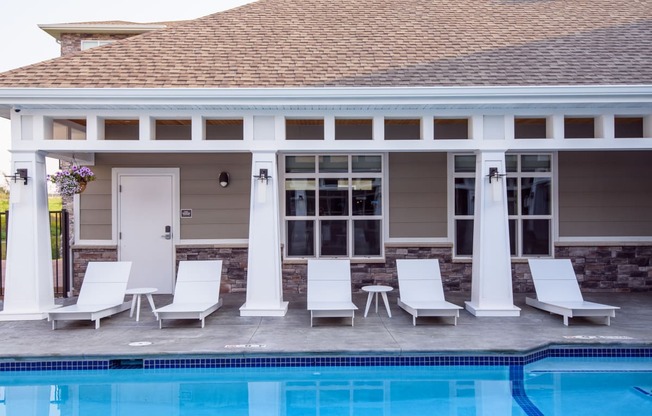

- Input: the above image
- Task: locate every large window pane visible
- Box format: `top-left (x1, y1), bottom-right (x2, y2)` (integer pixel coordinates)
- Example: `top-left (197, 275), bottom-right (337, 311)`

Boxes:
top-left (522, 219), bottom-right (550, 255)
top-left (286, 156), bottom-right (315, 173)
top-left (353, 220), bottom-right (381, 256)
top-left (352, 155), bottom-right (382, 172)
top-left (285, 179), bottom-right (315, 216)
top-left (506, 154), bottom-right (518, 172)
top-left (352, 179), bottom-right (382, 215)
top-left (521, 178), bottom-right (551, 215)
top-left (319, 179), bottom-right (349, 216)
top-left (506, 178), bottom-right (518, 215)
top-left (521, 154), bottom-right (551, 172)
top-left (455, 220), bottom-right (474, 256)
top-left (320, 220), bottom-right (348, 256)
top-left (454, 155), bottom-right (476, 173)
top-left (319, 155), bottom-right (348, 172)
top-left (287, 221), bottom-right (314, 256)
top-left (455, 178), bottom-right (475, 215)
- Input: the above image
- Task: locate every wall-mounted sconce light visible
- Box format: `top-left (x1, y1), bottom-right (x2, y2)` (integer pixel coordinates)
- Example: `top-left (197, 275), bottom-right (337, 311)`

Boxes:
top-left (487, 167), bottom-right (506, 202)
top-left (5, 168), bottom-right (28, 185)
top-left (253, 168), bottom-right (272, 203)
top-left (219, 171), bottom-right (230, 188)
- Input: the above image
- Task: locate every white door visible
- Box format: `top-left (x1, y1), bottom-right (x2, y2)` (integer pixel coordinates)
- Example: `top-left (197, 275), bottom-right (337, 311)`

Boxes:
top-left (118, 173), bottom-right (175, 293)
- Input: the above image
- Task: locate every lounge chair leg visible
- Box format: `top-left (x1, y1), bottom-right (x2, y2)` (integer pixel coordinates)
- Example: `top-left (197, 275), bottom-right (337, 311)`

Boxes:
top-left (201, 318), bottom-right (205, 328)
top-left (413, 316), bottom-right (416, 326)
top-left (563, 316), bottom-right (569, 326)
top-left (52, 320), bottom-right (56, 330)
top-left (159, 319), bottom-right (163, 329)
top-left (606, 316), bottom-right (611, 326)
top-left (95, 319), bottom-right (100, 329)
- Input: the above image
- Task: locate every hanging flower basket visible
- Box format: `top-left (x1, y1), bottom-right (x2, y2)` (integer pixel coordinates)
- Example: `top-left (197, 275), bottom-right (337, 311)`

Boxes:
top-left (49, 166), bottom-right (96, 197)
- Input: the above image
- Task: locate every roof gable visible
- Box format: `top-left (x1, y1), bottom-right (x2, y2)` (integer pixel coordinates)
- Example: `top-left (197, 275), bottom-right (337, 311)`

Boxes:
top-left (0, 0), bottom-right (650, 88)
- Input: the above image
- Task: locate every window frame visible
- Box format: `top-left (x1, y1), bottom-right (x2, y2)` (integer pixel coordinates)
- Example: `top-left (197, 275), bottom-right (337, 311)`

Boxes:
top-left (282, 154), bottom-right (385, 260)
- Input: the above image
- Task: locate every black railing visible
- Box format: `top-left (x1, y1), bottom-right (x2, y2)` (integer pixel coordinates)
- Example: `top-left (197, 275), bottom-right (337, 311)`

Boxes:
top-left (0, 209), bottom-right (70, 298)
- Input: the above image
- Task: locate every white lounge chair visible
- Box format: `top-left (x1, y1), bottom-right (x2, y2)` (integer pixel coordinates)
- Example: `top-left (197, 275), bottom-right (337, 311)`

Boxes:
top-left (396, 259), bottom-right (462, 325)
top-left (155, 260), bottom-right (223, 328)
top-left (48, 261), bottom-right (132, 330)
top-left (307, 259), bottom-right (358, 327)
top-left (526, 259), bottom-right (620, 326)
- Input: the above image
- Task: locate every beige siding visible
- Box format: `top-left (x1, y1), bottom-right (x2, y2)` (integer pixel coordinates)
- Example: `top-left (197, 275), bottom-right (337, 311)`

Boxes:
top-left (388, 152), bottom-right (447, 238)
top-left (558, 151), bottom-right (652, 237)
top-left (79, 153), bottom-right (251, 240)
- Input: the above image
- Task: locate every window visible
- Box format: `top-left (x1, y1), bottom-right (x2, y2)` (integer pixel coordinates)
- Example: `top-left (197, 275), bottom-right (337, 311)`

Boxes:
top-left (284, 155), bottom-right (383, 258)
top-left (451, 153), bottom-right (553, 257)
top-left (506, 154), bottom-right (553, 256)
top-left (81, 40), bottom-right (115, 50)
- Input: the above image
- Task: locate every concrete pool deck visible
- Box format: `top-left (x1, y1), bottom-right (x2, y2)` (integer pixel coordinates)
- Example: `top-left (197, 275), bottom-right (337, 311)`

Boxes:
top-left (0, 292), bottom-right (650, 359)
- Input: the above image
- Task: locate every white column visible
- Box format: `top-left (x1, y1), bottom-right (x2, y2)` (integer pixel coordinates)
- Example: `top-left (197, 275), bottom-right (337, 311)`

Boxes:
top-left (0, 151), bottom-right (57, 320)
top-left (240, 151), bottom-right (289, 316)
top-left (465, 150), bottom-right (520, 317)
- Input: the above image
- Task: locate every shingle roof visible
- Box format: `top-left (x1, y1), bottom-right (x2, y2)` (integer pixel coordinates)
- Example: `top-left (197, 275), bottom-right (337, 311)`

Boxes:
top-left (0, 0), bottom-right (650, 88)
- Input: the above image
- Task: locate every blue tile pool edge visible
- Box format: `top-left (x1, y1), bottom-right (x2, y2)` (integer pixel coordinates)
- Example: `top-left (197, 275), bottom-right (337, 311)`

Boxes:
top-left (0, 345), bottom-right (650, 372)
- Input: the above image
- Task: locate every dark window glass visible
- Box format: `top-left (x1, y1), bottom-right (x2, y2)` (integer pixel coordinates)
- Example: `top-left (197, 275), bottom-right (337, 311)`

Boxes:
top-left (564, 117), bottom-right (595, 139)
top-left (522, 219), bottom-right (550, 255)
top-left (286, 119), bottom-right (324, 140)
top-left (455, 220), bottom-right (474, 256)
top-left (319, 179), bottom-right (349, 216)
top-left (506, 178), bottom-right (518, 215)
top-left (352, 155), bottom-right (381, 172)
top-left (352, 179), bottom-right (382, 216)
top-left (521, 155), bottom-right (551, 172)
top-left (509, 219), bottom-right (517, 256)
top-left (385, 119), bottom-right (420, 140)
top-left (521, 178), bottom-right (551, 215)
top-left (285, 180), bottom-right (315, 216)
top-left (320, 220), bottom-right (348, 256)
top-left (434, 118), bottom-right (469, 139)
top-left (285, 156), bottom-right (315, 173)
top-left (287, 221), bottom-right (314, 256)
top-left (335, 119), bottom-right (373, 140)
top-left (319, 155), bottom-right (348, 172)
top-left (205, 119), bottom-right (243, 140)
top-left (455, 178), bottom-right (475, 215)
top-left (506, 154), bottom-right (518, 172)
top-left (353, 220), bottom-right (381, 256)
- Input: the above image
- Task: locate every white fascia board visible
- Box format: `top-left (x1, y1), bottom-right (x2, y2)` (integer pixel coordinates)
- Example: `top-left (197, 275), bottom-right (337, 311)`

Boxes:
top-left (0, 85), bottom-right (651, 110)
top-left (38, 23), bottom-right (167, 40)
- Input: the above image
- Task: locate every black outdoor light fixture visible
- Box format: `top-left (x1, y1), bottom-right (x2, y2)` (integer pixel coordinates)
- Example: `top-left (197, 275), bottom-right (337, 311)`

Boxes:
top-left (487, 167), bottom-right (506, 183)
top-left (219, 171), bottom-right (230, 188)
top-left (6, 168), bottom-right (28, 185)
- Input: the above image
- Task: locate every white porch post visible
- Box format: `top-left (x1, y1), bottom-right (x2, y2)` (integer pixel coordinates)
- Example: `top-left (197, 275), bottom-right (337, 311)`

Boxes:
top-left (0, 151), bottom-right (57, 320)
top-left (240, 151), bottom-right (289, 316)
top-left (465, 150), bottom-right (520, 317)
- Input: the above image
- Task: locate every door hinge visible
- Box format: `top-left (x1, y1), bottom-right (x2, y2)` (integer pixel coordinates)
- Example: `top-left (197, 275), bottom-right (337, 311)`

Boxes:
top-left (119, 232), bottom-right (122, 239)
top-left (119, 185), bottom-right (122, 192)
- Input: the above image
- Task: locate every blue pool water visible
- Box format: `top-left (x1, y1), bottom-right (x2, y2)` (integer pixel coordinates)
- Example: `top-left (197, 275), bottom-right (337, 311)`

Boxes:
top-left (0, 352), bottom-right (650, 415)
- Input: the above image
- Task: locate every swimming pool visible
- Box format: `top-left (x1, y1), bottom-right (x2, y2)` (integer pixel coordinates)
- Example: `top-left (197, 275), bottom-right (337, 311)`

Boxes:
top-left (0, 347), bottom-right (650, 415)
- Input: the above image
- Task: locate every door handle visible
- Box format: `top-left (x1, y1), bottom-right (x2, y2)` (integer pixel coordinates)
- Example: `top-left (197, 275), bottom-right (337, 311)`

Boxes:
top-left (162, 225), bottom-right (172, 240)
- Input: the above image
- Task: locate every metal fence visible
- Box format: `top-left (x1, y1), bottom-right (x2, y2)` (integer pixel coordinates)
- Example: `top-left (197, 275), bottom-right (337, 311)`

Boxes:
top-left (0, 209), bottom-right (70, 298)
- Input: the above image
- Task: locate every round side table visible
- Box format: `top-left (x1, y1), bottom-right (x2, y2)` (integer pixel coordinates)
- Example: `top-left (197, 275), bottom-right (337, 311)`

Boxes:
top-left (362, 285), bottom-right (393, 318)
top-left (125, 287), bottom-right (158, 321)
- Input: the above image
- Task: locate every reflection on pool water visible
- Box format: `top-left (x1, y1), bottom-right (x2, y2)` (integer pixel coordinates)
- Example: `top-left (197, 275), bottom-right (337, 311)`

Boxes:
top-left (0, 353), bottom-right (650, 415)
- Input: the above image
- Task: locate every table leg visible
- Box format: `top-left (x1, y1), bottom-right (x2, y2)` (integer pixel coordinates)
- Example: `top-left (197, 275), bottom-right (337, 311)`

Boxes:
top-left (129, 294), bottom-right (137, 318)
top-left (374, 292), bottom-right (379, 313)
top-left (135, 294), bottom-right (142, 322)
top-left (364, 292), bottom-right (374, 318)
top-left (145, 294), bottom-right (158, 319)
top-left (381, 292), bottom-right (392, 318)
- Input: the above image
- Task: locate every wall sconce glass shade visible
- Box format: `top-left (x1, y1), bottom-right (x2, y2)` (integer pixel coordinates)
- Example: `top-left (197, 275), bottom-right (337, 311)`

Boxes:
top-left (219, 171), bottom-right (230, 188)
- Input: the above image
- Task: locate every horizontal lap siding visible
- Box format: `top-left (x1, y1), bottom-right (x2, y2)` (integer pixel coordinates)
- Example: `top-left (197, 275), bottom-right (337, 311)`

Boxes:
top-left (388, 152), bottom-right (447, 238)
top-left (558, 151), bottom-right (652, 237)
top-left (79, 153), bottom-right (251, 240)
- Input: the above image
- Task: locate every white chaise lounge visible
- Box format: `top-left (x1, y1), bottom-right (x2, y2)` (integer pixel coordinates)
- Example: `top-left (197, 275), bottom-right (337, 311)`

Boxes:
top-left (396, 259), bottom-right (462, 325)
top-left (307, 259), bottom-right (358, 327)
top-left (48, 261), bottom-right (132, 330)
top-left (155, 260), bottom-right (223, 328)
top-left (526, 259), bottom-right (620, 326)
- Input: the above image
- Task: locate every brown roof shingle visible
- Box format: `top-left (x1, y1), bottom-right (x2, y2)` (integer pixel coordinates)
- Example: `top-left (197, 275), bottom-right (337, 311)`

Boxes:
top-left (0, 0), bottom-right (650, 88)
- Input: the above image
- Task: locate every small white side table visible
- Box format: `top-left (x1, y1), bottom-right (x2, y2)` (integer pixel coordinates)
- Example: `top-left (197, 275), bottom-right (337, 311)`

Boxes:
top-left (362, 285), bottom-right (393, 318)
top-left (125, 287), bottom-right (158, 322)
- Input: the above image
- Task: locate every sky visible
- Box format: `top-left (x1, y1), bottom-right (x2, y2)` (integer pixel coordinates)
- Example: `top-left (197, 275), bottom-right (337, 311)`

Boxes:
top-left (0, 0), bottom-right (256, 181)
